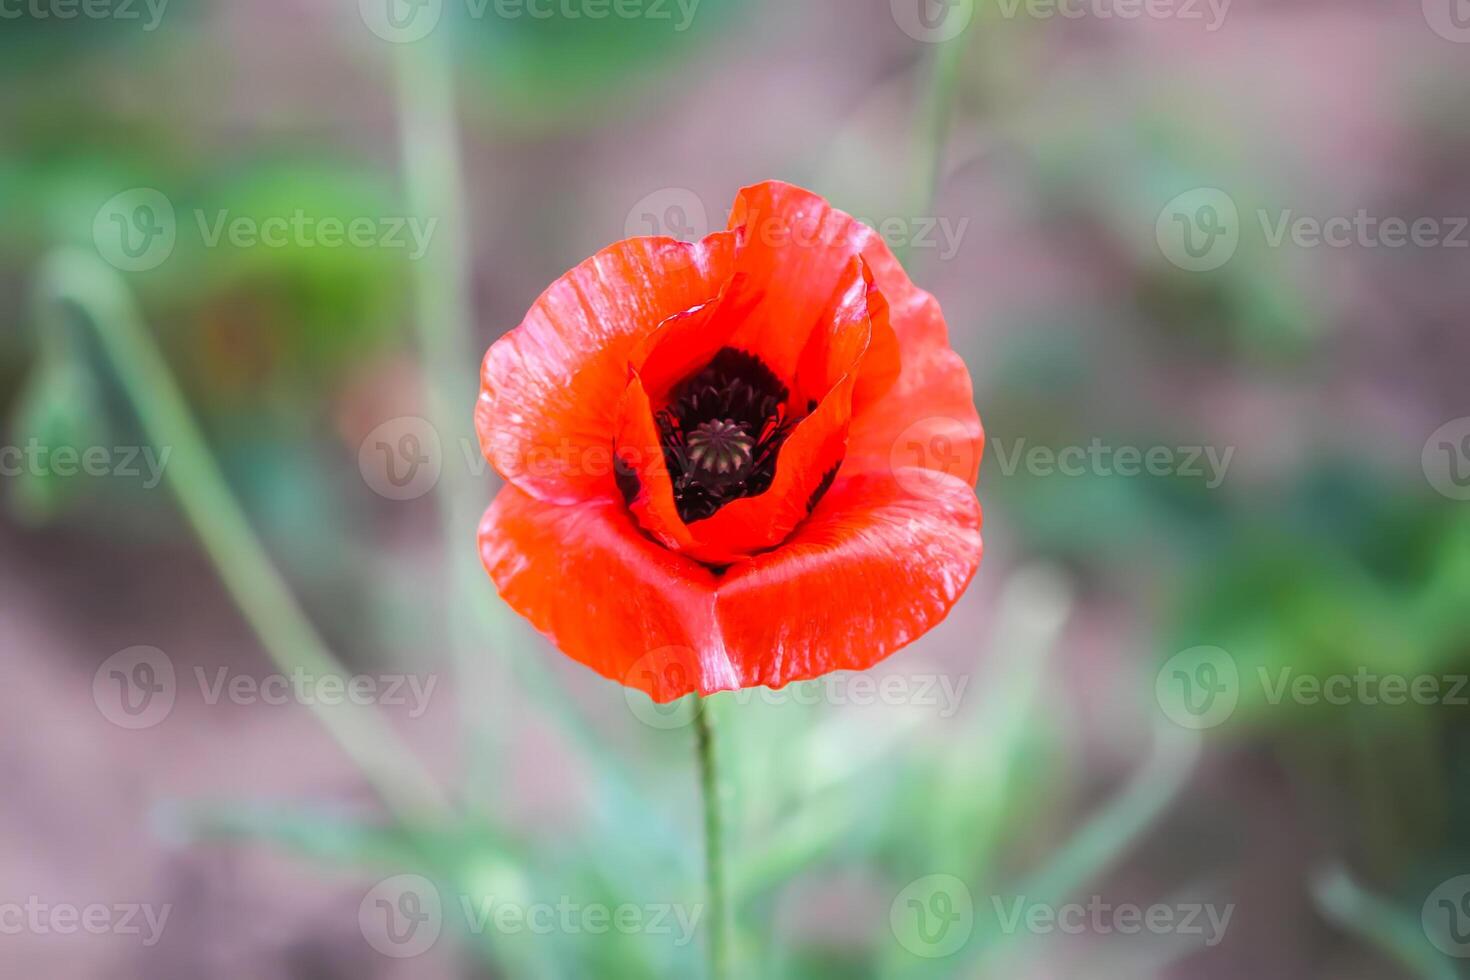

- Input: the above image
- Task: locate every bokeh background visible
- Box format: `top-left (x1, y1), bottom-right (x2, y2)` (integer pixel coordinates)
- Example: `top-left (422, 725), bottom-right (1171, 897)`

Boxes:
top-left (4, 0), bottom-right (1470, 977)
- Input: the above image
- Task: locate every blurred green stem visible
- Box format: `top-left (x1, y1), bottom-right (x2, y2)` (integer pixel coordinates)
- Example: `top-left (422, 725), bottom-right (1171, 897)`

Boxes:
top-left (388, 32), bottom-right (654, 817)
top-left (966, 719), bottom-right (1202, 973)
top-left (390, 37), bottom-right (509, 803)
top-left (31, 249), bottom-right (448, 825)
top-left (902, 19), bottom-right (967, 264)
top-left (696, 702), bottom-right (732, 980)
top-left (386, 33), bottom-right (690, 884)
top-left (1312, 863), bottom-right (1457, 980)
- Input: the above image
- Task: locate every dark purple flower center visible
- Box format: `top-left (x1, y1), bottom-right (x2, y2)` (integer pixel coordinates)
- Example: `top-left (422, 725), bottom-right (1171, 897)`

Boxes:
top-left (654, 348), bottom-right (793, 522)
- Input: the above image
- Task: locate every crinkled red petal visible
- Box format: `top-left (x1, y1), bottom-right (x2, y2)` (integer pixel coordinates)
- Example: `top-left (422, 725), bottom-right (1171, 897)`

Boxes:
top-left (476, 233), bottom-right (736, 504)
top-left (478, 468), bottom-right (981, 700)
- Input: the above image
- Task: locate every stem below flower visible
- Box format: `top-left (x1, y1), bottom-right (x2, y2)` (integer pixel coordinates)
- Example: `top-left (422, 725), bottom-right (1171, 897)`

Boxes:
top-left (695, 701), bottom-right (731, 980)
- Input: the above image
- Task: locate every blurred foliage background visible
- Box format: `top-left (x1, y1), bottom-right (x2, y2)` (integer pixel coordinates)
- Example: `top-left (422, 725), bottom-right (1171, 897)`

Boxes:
top-left (2, 1), bottom-right (1468, 978)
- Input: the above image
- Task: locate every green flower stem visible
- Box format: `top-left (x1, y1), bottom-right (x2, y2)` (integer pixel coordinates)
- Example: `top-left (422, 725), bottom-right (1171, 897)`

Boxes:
top-left (965, 719), bottom-right (1201, 973)
top-left (695, 701), bottom-right (732, 980)
top-left (389, 38), bottom-right (506, 803)
top-left (387, 38), bottom-right (635, 807)
top-left (903, 23), bottom-right (968, 266)
top-left (1312, 864), bottom-right (1457, 980)
top-left (31, 249), bottom-right (449, 825)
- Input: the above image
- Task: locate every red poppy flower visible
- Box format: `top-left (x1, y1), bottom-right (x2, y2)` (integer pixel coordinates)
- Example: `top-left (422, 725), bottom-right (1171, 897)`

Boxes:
top-left (476, 181), bottom-right (983, 702)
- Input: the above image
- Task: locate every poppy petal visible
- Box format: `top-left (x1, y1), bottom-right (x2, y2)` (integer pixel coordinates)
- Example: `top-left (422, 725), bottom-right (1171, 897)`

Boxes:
top-left (478, 485), bottom-right (736, 701)
top-left (476, 233), bottom-right (737, 504)
top-left (844, 284), bottom-right (984, 487)
top-left (730, 181), bottom-right (978, 487)
top-left (724, 182), bottom-right (886, 382)
top-left (612, 374), bottom-right (698, 554)
top-left (479, 470), bottom-right (982, 701)
top-left (714, 468), bottom-right (983, 690)
top-left (852, 267), bottom-right (902, 414)
top-left (627, 277), bottom-right (740, 400)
